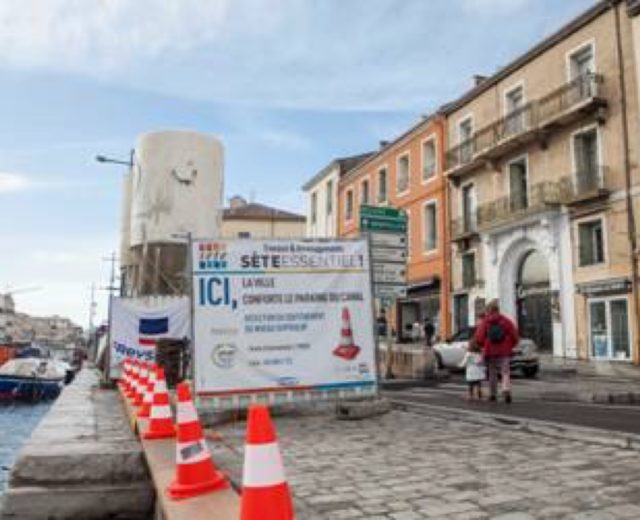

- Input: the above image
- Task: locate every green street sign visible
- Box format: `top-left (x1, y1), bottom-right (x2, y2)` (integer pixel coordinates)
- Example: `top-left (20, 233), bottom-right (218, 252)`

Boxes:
top-left (360, 204), bottom-right (406, 221)
top-left (360, 217), bottom-right (407, 232)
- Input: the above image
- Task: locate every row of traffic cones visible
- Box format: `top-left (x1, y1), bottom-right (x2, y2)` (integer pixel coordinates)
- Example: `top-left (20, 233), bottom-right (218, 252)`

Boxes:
top-left (118, 358), bottom-right (294, 518)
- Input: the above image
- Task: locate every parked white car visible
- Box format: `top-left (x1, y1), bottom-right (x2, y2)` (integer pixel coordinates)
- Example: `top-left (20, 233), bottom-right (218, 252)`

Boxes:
top-left (433, 327), bottom-right (539, 378)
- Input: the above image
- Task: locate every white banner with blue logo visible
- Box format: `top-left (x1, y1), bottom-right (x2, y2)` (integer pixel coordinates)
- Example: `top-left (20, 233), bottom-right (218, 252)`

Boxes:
top-left (109, 296), bottom-right (190, 379)
top-left (192, 238), bottom-right (377, 408)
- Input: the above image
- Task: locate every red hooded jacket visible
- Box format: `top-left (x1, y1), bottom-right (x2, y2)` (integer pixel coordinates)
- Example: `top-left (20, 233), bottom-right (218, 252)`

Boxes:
top-left (474, 312), bottom-right (519, 358)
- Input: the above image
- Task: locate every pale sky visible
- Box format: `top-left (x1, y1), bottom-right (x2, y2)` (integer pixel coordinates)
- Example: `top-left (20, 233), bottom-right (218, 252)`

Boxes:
top-left (0, 0), bottom-right (595, 327)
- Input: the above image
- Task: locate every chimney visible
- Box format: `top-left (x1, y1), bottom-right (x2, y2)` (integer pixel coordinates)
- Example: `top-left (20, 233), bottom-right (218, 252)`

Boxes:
top-left (229, 195), bottom-right (247, 209)
top-left (379, 140), bottom-right (389, 149)
top-left (473, 74), bottom-right (487, 86)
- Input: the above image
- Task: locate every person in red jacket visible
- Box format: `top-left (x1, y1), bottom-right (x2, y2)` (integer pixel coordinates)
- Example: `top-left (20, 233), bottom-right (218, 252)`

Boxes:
top-left (474, 299), bottom-right (519, 403)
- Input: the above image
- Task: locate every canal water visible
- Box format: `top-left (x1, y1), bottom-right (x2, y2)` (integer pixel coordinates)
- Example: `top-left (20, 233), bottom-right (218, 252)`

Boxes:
top-left (0, 402), bottom-right (51, 494)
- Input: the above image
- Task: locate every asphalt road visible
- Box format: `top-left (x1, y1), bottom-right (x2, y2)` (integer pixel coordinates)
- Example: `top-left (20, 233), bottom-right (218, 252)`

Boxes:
top-left (383, 382), bottom-right (640, 435)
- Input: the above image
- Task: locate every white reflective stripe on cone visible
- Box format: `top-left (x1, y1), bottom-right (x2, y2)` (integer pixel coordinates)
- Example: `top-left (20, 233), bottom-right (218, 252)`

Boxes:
top-left (143, 390), bottom-right (153, 403)
top-left (175, 439), bottom-right (210, 464)
top-left (243, 442), bottom-right (286, 487)
top-left (177, 402), bottom-right (199, 424)
top-left (155, 381), bottom-right (168, 393)
top-left (150, 405), bottom-right (172, 419)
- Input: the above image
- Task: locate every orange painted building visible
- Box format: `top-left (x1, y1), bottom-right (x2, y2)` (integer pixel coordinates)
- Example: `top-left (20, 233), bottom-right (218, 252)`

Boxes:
top-left (337, 114), bottom-right (451, 341)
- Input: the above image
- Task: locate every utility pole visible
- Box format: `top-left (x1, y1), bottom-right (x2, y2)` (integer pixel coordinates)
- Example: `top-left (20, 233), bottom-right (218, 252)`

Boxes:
top-left (102, 252), bottom-right (118, 382)
top-left (88, 283), bottom-right (97, 359)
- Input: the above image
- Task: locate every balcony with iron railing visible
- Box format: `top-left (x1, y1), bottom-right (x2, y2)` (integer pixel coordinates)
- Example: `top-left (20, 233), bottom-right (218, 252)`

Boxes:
top-left (445, 73), bottom-right (606, 177)
top-left (562, 165), bottom-right (609, 205)
top-left (451, 214), bottom-right (478, 241)
top-left (475, 179), bottom-right (568, 231)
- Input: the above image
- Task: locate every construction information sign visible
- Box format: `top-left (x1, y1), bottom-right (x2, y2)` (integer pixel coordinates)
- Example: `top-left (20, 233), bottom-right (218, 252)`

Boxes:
top-left (192, 238), bottom-right (377, 407)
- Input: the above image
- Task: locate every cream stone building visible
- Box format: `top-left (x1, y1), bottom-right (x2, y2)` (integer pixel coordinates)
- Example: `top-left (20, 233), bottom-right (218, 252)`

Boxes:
top-left (445, 0), bottom-right (640, 364)
top-left (302, 153), bottom-right (373, 238)
top-left (221, 196), bottom-right (305, 239)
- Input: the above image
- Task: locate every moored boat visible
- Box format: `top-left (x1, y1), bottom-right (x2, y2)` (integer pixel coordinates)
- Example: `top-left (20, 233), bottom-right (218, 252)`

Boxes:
top-left (0, 358), bottom-right (66, 401)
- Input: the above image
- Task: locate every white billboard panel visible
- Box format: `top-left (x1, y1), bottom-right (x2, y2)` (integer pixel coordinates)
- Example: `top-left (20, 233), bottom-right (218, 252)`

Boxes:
top-left (192, 239), bottom-right (377, 407)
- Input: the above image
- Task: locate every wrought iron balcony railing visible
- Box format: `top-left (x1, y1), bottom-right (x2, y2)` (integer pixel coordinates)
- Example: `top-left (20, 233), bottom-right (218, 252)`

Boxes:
top-left (451, 215), bottom-right (478, 239)
top-left (476, 180), bottom-right (567, 229)
top-left (445, 73), bottom-right (605, 173)
top-left (562, 165), bottom-right (609, 203)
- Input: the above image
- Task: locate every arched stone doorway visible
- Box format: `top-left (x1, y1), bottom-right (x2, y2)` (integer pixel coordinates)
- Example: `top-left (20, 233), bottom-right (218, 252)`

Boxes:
top-left (516, 250), bottom-right (553, 352)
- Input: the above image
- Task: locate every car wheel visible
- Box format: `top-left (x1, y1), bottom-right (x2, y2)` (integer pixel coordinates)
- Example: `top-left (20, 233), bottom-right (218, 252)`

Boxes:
top-left (522, 366), bottom-right (539, 378)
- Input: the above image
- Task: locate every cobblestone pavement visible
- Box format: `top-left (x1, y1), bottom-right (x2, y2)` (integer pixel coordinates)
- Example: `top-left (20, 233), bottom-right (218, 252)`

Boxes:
top-left (252, 409), bottom-right (640, 519)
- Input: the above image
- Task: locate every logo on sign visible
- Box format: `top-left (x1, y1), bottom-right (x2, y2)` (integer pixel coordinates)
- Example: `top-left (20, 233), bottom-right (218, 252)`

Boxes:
top-left (211, 343), bottom-right (237, 368)
top-left (198, 242), bottom-right (227, 270)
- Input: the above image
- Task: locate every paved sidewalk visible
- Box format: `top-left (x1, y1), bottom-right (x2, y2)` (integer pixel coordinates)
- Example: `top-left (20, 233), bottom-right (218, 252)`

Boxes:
top-left (210, 406), bottom-right (640, 519)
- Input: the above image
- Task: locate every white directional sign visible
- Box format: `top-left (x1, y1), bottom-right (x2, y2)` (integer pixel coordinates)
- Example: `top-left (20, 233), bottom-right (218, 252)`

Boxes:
top-left (372, 247), bottom-right (407, 263)
top-left (373, 263), bottom-right (407, 284)
top-left (375, 285), bottom-right (408, 298)
top-left (370, 232), bottom-right (407, 248)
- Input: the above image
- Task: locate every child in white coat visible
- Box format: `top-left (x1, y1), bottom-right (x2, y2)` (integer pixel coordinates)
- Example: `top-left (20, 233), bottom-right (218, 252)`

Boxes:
top-left (459, 341), bottom-right (486, 400)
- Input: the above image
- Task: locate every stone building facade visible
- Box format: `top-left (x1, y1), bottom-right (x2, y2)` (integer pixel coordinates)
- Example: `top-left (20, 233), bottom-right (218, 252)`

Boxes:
top-left (445, 0), bottom-right (640, 363)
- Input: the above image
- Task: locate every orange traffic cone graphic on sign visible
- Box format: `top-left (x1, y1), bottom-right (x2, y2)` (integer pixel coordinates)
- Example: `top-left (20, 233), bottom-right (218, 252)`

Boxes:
top-left (133, 362), bottom-right (149, 406)
top-left (137, 364), bottom-right (156, 418)
top-left (240, 404), bottom-right (294, 520)
top-left (166, 382), bottom-right (228, 499)
top-left (332, 307), bottom-right (361, 361)
top-left (143, 367), bottom-right (175, 440)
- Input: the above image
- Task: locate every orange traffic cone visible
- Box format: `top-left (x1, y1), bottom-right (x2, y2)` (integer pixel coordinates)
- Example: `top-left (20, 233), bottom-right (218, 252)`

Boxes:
top-left (240, 404), bottom-right (294, 520)
top-left (126, 360), bottom-right (139, 400)
top-left (133, 362), bottom-right (149, 406)
top-left (137, 364), bottom-right (157, 418)
top-left (143, 367), bottom-right (175, 440)
top-left (166, 382), bottom-right (228, 499)
top-left (118, 359), bottom-right (130, 393)
top-left (332, 307), bottom-right (361, 361)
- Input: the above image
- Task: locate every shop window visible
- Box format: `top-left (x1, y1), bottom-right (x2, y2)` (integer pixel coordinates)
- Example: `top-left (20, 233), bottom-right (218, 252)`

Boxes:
top-left (378, 168), bottom-right (387, 203)
top-left (578, 218), bottom-right (604, 266)
top-left (589, 298), bottom-right (630, 360)
top-left (396, 155), bottom-right (409, 194)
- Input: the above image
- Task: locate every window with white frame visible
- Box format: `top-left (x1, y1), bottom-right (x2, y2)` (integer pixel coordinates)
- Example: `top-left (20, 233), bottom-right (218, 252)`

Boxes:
top-left (310, 192), bottom-right (317, 224)
top-left (589, 297), bottom-right (630, 360)
top-left (462, 251), bottom-right (476, 288)
top-left (504, 85), bottom-right (525, 135)
top-left (345, 190), bottom-right (354, 221)
top-left (423, 201), bottom-right (437, 252)
top-left (573, 127), bottom-right (600, 193)
top-left (578, 217), bottom-right (605, 266)
top-left (508, 157), bottom-right (528, 211)
top-left (458, 117), bottom-right (473, 163)
top-left (461, 183), bottom-right (476, 232)
top-left (569, 43), bottom-right (596, 99)
top-left (326, 180), bottom-right (333, 214)
top-left (569, 43), bottom-right (595, 79)
top-left (396, 155), bottom-right (409, 194)
top-left (361, 179), bottom-right (370, 205)
top-left (377, 168), bottom-right (388, 203)
top-left (422, 138), bottom-right (436, 181)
